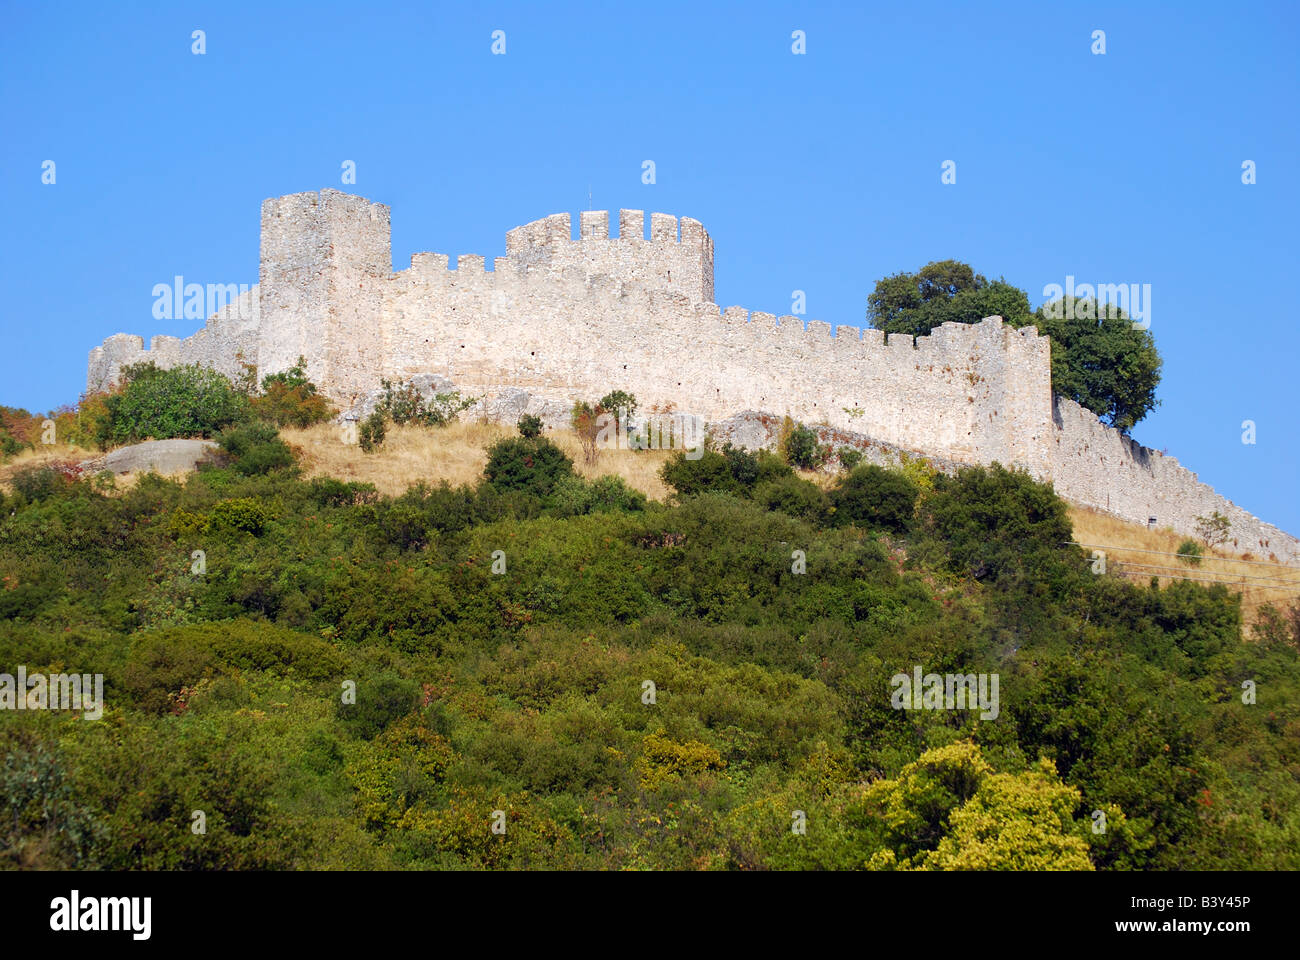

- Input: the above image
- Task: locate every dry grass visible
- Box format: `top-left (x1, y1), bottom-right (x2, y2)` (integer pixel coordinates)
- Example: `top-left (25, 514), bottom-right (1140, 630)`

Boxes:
top-left (282, 420), bottom-right (676, 501)
top-left (0, 442), bottom-right (98, 492)
top-left (1067, 504), bottom-right (1300, 627)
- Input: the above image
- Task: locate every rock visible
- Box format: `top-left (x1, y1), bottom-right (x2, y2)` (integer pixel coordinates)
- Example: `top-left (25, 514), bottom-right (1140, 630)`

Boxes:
top-left (81, 438), bottom-right (220, 476)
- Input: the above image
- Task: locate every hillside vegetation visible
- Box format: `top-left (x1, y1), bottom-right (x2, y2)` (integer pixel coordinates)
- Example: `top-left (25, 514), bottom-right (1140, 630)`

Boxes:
top-left (2, 367), bottom-right (1298, 870)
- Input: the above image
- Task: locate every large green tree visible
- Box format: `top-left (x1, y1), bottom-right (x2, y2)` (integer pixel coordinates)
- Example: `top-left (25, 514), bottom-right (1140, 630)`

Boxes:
top-left (1036, 297), bottom-right (1162, 432)
top-left (866, 262), bottom-right (1162, 432)
top-left (866, 260), bottom-right (1035, 337)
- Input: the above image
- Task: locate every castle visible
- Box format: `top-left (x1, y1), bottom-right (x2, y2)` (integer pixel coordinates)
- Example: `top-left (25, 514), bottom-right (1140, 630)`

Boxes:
top-left (87, 189), bottom-right (1299, 561)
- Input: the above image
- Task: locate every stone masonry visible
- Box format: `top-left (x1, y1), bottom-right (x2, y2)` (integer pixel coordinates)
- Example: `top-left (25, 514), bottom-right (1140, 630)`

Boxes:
top-left (87, 189), bottom-right (1299, 561)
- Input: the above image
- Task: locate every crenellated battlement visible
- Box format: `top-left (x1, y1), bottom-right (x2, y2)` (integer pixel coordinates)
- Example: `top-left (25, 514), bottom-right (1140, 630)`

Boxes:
top-left (81, 189), bottom-right (1296, 558)
top-left (502, 209), bottom-right (714, 303)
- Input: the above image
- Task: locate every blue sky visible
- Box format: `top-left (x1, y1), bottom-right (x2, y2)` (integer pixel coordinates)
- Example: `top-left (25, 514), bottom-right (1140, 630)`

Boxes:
top-left (2, 1), bottom-right (1297, 532)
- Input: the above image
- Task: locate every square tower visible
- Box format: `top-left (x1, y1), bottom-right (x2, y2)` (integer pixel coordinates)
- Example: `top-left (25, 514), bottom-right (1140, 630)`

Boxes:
top-left (259, 189), bottom-right (391, 397)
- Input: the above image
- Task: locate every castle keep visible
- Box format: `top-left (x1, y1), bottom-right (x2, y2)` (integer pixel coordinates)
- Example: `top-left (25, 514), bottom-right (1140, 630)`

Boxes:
top-left (87, 189), bottom-right (1299, 561)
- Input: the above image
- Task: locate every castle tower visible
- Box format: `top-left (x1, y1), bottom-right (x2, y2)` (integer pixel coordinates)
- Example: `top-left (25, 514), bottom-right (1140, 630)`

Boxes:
top-left (258, 189), bottom-right (391, 396)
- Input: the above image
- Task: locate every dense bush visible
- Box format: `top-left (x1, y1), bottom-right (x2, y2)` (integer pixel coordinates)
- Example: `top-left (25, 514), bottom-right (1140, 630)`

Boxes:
top-left (918, 463), bottom-right (1075, 585)
top-left (753, 474), bottom-right (829, 524)
top-left (377, 379), bottom-right (475, 427)
top-left (9, 464), bottom-right (69, 503)
top-left (337, 672), bottom-right (422, 740)
top-left (517, 414), bottom-right (543, 439)
top-left (660, 443), bottom-right (792, 499)
top-left (484, 437), bottom-right (575, 498)
top-left (551, 474), bottom-right (648, 517)
top-left (830, 464), bottom-right (919, 534)
top-left (838, 447), bottom-right (864, 471)
top-left (782, 421), bottom-right (830, 470)
top-left (102, 362), bottom-right (248, 444)
top-left (251, 357), bottom-right (336, 428)
top-left (1176, 538), bottom-right (1203, 566)
top-left (216, 420), bottom-right (295, 476)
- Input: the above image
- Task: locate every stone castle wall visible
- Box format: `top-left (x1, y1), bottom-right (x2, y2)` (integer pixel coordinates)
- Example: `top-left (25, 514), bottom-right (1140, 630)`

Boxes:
top-left (86, 188), bottom-right (1299, 561)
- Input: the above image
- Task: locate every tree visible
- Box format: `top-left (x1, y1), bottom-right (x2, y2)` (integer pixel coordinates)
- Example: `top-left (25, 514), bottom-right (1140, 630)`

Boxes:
top-left (1194, 510), bottom-right (1231, 549)
top-left (866, 263), bottom-right (1163, 432)
top-left (919, 463), bottom-right (1076, 586)
top-left (1036, 297), bottom-right (1161, 432)
top-left (867, 260), bottom-right (1035, 337)
top-left (779, 418), bottom-right (830, 470)
top-left (598, 391), bottom-right (637, 426)
top-left (252, 356), bottom-right (336, 428)
top-left (862, 742), bottom-right (1094, 871)
top-left (359, 411), bottom-right (386, 452)
top-left (570, 401), bottom-right (605, 465)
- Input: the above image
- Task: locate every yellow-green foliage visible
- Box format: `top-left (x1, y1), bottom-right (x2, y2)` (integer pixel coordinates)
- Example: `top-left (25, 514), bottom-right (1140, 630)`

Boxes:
top-left (637, 732), bottom-right (726, 789)
top-left (897, 452), bottom-right (938, 496)
top-left (167, 498), bottom-right (274, 537)
top-left (346, 714), bottom-right (455, 832)
top-left (167, 508), bottom-right (209, 537)
top-left (863, 742), bottom-right (1093, 871)
top-left (122, 619), bottom-right (346, 713)
top-left (208, 497), bottom-right (272, 534)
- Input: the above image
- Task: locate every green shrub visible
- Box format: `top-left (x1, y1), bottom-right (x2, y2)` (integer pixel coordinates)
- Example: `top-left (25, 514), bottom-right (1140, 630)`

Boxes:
top-left (359, 411), bottom-right (387, 453)
top-left (661, 449), bottom-right (738, 497)
top-left (122, 620), bottom-right (345, 714)
top-left (753, 475), bottom-right (830, 524)
top-left (830, 464), bottom-right (919, 534)
top-left (10, 465), bottom-right (68, 503)
top-left (837, 446), bottom-right (864, 471)
top-left (377, 380), bottom-right (475, 427)
top-left (0, 735), bottom-right (103, 868)
top-left (780, 421), bottom-right (830, 470)
top-left (216, 420), bottom-right (295, 475)
top-left (919, 463), bottom-right (1075, 584)
top-left (104, 363), bottom-right (248, 444)
top-left (0, 432), bottom-right (26, 459)
top-left (1176, 539), bottom-right (1204, 567)
top-left (208, 497), bottom-right (272, 535)
top-left (551, 474), bottom-right (648, 516)
top-left (484, 437), bottom-right (575, 498)
top-left (309, 476), bottom-right (378, 507)
top-left (122, 630), bottom-right (219, 714)
top-left (517, 414), bottom-right (543, 439)
top-left (337, 671), bottom-right (421, 740)
top-left (660, 444), bottom-right (790, 499)
top-left (251, 356), bottom-right (336, 428)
